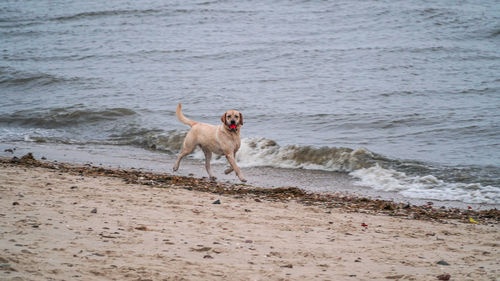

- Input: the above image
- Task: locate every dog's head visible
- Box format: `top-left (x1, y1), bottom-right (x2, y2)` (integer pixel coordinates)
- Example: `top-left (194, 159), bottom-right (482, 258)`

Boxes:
top-left (221, 110), bottom-right (243, 132)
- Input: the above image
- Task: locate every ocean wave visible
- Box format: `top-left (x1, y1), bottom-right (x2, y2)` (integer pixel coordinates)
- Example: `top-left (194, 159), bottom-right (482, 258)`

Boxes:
top-left (236, 138), bottom-right (383, 172)
top-left (0, 20), bottom-right (41, 29)
top-left (50, 9), bottom-right (162, 22)
top-left (110, 129), bottom-right (186, 153)
top-left (0, 106), bottom-right (136, 128)
top-left (350, 165), bottom-right (500, 204)
top-left (0, 67), bottom-right (84, 88)
top-left (488, 29), bottom-right (500, 38)
top-left (0, 72), bottom-right (65, 87)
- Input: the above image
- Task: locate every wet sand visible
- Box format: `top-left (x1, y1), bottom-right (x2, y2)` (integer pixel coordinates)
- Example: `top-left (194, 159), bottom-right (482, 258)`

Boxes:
top-left (1, 155), bottom-right (499, 280)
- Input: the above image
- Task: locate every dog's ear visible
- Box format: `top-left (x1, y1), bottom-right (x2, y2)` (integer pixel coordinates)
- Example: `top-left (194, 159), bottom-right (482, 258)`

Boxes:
top-left (221, 112), bottom-right (227, 125)
top-left (239, 112), bottom-right (243, 125)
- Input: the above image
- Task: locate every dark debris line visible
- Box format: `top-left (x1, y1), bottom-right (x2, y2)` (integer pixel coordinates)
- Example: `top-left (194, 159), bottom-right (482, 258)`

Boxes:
top-left (3, 153), bottom-right (499, 223)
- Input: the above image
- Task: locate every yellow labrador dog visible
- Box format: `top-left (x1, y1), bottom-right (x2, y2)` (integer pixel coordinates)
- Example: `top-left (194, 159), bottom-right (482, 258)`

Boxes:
top-left (173, 104), bottom-right (247, 182)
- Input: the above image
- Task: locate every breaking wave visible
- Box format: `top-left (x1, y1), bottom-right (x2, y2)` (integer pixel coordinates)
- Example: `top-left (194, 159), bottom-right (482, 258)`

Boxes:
top-left (351, 165), bottom-right (500, 204)
top-left (50, 9), bottom-right (162, 22)
top-left (110, 129), bottom-right (186, 153)
top-left (0, 106), bottom-right (136, 128)
top-left (0, 67), bottom-right (90, 88)
top-left (232, 138), bottom-right (500, 204)
top-left (233, 139), bottom-right (499, 204)
top-left (236, 138), bottom-right (384, 172)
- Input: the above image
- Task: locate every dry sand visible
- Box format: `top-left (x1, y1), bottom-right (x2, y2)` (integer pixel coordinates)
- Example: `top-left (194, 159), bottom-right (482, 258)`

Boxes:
top-left (1, 162), bottom-right (499, 281)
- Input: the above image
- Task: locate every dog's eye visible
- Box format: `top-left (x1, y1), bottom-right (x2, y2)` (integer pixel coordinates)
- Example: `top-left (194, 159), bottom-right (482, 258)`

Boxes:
top-left (227, 115), bottom-right (232, 118)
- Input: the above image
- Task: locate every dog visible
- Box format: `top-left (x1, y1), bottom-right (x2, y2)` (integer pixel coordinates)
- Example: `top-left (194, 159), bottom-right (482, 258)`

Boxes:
top-left (173, 104), bottom-right (247, 182)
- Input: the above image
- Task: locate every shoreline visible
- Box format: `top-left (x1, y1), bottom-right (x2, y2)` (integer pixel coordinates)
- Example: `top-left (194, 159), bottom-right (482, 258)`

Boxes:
top-left (3, 153), bottom-right (499, 222)
top-left (1, 141), bottom-right (498, 211)
top-left (1, 153), bottom-right (499, 280)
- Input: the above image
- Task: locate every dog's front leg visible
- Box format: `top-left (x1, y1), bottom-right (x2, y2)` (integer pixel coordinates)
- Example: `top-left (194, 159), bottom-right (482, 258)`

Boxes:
top-left (224, 152), bottom-right (235, 175)
top-left (224, 166), bottom-right (234, 174)
top-left (225, 153), bottom-right (247, 182)
top-left (202, 148), bottom-right (216, 181)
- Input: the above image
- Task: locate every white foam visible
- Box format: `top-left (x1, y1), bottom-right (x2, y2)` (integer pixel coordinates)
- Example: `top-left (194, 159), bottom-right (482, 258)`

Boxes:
top-left (24, 134), bottom-right (34, 142)
top-left (350, 165), bottom-right (500, 204)
top-left (235, 137), bottom-right (374, 171)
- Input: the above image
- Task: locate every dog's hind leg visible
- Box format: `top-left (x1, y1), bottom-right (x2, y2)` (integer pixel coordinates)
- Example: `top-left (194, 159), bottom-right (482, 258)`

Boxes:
top-left (173, 138), bottom-right (196, 172)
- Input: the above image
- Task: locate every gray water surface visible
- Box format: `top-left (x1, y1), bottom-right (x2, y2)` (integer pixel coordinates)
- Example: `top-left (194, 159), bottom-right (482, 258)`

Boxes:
top-left (1, 0), bottom-right (499, 204)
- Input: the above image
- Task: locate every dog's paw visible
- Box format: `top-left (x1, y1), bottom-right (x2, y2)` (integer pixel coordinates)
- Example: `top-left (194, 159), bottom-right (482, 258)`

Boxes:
top-left (239, 177), bottom-right (247, 183)
top-left (224, 168), bottom-right (233, 174)
top-left (210, 176), bottom-right (217, 181)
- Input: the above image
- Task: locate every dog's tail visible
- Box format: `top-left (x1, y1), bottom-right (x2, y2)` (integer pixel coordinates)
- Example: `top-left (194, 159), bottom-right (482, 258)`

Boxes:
top-left (176, 104), bottom-right (197, 127)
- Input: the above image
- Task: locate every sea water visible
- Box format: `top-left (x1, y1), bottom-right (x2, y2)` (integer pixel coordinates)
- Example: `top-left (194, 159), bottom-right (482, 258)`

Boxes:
top-left (1, 0), bottom-right (499, 206)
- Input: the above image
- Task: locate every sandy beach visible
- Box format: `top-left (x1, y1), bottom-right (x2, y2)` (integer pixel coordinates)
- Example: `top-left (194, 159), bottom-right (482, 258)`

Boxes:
top-left (1, 156), bottom-right (499, 281)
